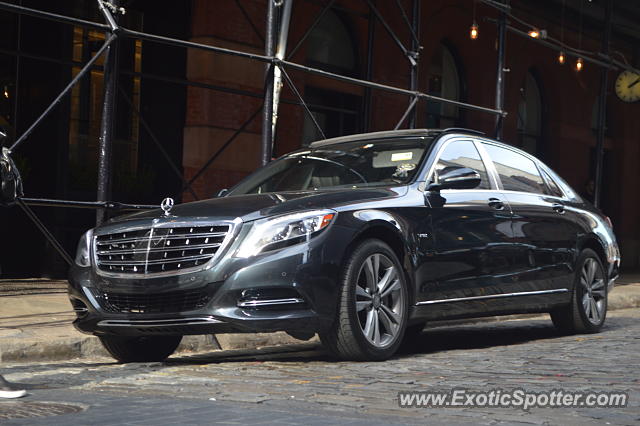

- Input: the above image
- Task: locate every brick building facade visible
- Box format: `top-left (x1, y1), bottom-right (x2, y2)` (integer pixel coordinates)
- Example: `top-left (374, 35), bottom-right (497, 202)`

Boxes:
top-left (182, 0), bottom-right (640, 268)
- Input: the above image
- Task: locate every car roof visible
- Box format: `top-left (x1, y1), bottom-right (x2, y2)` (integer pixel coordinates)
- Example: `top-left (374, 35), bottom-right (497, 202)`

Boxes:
top-left (308, 128), bottom-right (484, 148)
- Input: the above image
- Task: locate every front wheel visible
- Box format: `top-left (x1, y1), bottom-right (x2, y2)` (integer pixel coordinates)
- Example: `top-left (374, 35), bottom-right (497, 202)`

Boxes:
top-left (99, 335), bottom-right (182, 363)
top-left (320, 239), bottom-right (409, 361)
top-left (550, 248), bottom-right (607, 334)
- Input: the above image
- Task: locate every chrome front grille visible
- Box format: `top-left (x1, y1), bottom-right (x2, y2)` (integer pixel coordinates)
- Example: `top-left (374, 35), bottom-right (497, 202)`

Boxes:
top-left (94, 224), bottom-right (231, 276)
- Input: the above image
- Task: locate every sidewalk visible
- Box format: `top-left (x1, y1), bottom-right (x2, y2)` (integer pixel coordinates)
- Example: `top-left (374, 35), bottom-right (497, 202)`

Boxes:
top-left (1, 276), bottom-right (639, 363)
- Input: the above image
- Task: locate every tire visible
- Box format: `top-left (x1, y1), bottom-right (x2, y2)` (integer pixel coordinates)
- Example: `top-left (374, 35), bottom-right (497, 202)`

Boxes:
top-left (550, 248), bottom-right (607, 334)
top-left (320, 239), bottom-right (409, 361)
top-left (99, 335), bottom-right (182, 363)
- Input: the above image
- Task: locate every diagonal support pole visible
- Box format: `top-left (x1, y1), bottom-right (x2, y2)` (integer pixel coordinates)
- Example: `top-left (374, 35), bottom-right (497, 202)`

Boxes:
top-left (10, 34), bottom-right (116, 151)
top-left (183, 106), bottom-right (263, 193)
top-left (394, 96), bottom-right (419, 130)
top-left (286, 0), bottom-right (336, 60)
top-left (16, 199), bottom-right (73, 266)
top-left (278, 63), bottom-right (326, 140)
top-left (118, 86), bottom-right (200, 200)
top-left (364, 0), bottom-right (414, 65)
top-left (393, 0), bottom-right (419, 46)
top-left (234, 0), bottom-right (265, 43)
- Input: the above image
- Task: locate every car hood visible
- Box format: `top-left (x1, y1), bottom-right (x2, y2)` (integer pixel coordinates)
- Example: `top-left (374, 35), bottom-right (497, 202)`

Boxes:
top-left (105, 186), bottom-right (408, 226)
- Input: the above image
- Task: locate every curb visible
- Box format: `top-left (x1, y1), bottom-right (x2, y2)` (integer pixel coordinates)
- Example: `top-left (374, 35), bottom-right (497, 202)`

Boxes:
top-left (0, 285), bottom-right (637, 363)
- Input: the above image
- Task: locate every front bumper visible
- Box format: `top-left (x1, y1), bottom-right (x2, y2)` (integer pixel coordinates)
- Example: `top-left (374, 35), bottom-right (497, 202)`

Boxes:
top-left (68, 227), bottom-right (350, 337)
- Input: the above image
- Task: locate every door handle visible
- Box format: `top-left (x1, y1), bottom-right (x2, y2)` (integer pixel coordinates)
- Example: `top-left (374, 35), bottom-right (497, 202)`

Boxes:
top-left (488, 197), bottom-right (505, 210)
top-left (552, 203), bottom-right (566, 214)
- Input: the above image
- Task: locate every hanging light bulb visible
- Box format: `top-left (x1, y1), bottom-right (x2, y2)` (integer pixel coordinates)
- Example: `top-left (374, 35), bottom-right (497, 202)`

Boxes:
top-left (575, 57), bottom-right (584, 71)
top-left (527, 29), bottom-right (547, 39)
top-left (470, 22), bottom-right (479, 40)
top-left (558, 51), bottom-right (565, 64)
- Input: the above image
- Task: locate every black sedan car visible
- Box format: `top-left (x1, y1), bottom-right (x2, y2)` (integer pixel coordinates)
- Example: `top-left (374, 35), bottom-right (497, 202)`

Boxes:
top-left (68, 128), bottom-right (620, 362)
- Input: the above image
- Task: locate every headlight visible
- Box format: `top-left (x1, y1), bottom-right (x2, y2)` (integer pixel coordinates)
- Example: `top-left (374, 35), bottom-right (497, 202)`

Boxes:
top-left (75, 229), bottom-right (94, 267)
top-left (235, 210), bottom-right (336, 258)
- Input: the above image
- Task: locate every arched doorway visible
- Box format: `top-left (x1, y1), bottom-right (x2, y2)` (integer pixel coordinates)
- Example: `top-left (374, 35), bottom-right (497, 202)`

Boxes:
top-left (517, 70), bottom-right (543, 155)
top-left (426, 43), bottom-right (463, 128)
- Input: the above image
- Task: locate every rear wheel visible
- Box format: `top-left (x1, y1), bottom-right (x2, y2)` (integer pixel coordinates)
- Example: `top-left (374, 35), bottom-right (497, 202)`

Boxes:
top-left (550, 248), bottom-right (607, 334)
top-left (320, 239), bottom-right (408, 361)
top-left (99, 335), bottom-right (182, 363)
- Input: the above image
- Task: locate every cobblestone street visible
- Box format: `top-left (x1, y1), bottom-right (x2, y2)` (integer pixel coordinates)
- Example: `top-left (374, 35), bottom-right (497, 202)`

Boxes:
top-left (1, 308), bottom-right (639, 425)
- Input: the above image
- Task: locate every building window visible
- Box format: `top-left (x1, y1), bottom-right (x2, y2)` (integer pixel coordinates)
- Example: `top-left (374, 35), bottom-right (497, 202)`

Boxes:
top-left (306, 10), bottom-right (357, 75)
top-left (517, 70), bottom-right (542, 155)
top-left (68, 25), bottom-right (143, 193)
top-left (302, 87), bottom-right (361, 145)
top-left (426, 44), bottom-right (462, 128)
top-left (303, 10), bottom-right (359, 145)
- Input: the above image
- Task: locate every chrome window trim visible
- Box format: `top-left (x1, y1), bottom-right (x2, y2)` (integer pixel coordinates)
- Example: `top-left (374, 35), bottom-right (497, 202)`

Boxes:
top-left (92, 217), bottom-right (242, 279)
top-left (537, 165), bottom-right (570, 201)
top-left (415, 288), bottom-right (569, 306)
top-left (478, 140), bottom-right (549, 196)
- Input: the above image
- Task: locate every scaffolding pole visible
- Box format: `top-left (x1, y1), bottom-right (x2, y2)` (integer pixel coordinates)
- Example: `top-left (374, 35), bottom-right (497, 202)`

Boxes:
top-left (261, 0), bottom-right (277, 166)
top-left (494, 0), bottom-right (508, 140)
top-left (95, 0), bottom-right (120, 225)
top-left (408, 0), bottom-right (420, 128)
top-left (272, 0), bottom-right (293, 145)
top-left (594, 0), bottom-right (613, 208)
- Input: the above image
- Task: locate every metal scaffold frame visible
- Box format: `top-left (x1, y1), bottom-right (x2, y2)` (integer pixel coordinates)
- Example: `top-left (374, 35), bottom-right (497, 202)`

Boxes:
top-left (0, 0), bottom-right (509, 266)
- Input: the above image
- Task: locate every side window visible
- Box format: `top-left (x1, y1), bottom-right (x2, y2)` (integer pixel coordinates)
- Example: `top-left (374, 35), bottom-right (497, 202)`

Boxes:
top-left (483, 144), bottom-right (547, 194)
top-left (434, 140), bottom-right (491, 189)
top-left (540, 168), bottom-right (564, 198)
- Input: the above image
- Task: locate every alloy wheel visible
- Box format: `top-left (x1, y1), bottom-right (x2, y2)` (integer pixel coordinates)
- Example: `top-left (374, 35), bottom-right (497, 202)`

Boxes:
top-left (580, 257), bottom-right (606, 325)
top-left (354, 253), bottom-right (405, 347)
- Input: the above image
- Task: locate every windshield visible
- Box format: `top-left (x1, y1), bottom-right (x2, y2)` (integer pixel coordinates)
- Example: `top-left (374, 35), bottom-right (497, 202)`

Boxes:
top-left (229, 137), bottom-right (432, 195)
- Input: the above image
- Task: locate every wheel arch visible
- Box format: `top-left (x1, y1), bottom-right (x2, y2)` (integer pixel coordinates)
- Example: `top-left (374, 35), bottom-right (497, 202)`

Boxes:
top-left (341, 219), bottom-right (416, 305)
top-left (577, 235), bottom-right (608, 271)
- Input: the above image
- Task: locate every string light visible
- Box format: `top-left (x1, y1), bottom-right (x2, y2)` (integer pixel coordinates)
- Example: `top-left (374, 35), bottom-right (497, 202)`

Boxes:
top-left (576, 57), bottom-right (584, 71)
top-left (470, 0), bottom-right (478, 40)
top-left (470, 22), bottom-right (479, 40)
top-left (2, 86), bottom-right (8, 99)
top-left (558, 51), bottom-right (565, 64)
top-left (528, 29), bottom-right (547, 39)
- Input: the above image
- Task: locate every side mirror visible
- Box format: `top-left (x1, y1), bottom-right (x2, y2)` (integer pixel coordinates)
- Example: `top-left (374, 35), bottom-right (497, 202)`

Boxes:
top-left (427, 167), bottom-right (481, 191)
top-left (216, 188), bottom-right (229, 198)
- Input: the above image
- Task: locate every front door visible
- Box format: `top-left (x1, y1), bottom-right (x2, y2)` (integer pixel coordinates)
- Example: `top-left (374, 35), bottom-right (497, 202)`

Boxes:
top-left (415, 139), bottom-right (514, 313)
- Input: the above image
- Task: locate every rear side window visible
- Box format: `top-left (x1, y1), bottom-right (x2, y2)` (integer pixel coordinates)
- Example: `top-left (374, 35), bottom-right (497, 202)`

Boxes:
top-left (434, 140), bottom-right (491, 189)
top-left (483, 144), bottom-right (547, 194)
top-left (540, 168), bottom-right (564, 198)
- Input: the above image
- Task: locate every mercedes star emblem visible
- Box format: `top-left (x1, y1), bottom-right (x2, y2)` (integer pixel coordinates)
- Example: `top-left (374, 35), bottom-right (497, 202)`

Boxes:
top-left (161, 197), bottom-right (174, 216)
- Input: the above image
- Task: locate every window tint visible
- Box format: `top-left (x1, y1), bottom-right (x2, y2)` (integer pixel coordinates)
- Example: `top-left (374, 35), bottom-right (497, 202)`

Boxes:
top-left (483, 144), bottom-right (547, 194)
top-left (541, 168), bottom-right (564, 198)
top-left (434, 140), bottom-right (490, 189)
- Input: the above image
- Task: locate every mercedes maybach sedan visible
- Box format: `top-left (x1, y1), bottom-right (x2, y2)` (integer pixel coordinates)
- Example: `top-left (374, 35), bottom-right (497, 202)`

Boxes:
top-left (68, 128), bottom-right (620, 362)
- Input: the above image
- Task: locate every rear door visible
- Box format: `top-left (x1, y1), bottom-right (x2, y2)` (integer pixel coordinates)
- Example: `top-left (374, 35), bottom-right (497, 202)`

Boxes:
top-left (479, 142), bottom-right (575, 295)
